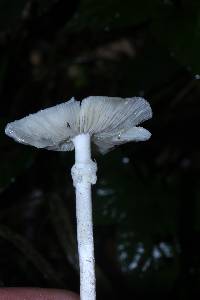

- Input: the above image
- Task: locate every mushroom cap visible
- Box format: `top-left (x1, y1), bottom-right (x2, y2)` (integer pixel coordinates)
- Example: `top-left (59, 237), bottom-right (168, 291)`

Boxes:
top-left (5, 96), bottom-right (152, 154)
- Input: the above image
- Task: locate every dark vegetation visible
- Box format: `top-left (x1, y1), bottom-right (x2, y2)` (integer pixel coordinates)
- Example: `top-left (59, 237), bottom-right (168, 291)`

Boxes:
top-left (0, 0), bottom-right (200, 299)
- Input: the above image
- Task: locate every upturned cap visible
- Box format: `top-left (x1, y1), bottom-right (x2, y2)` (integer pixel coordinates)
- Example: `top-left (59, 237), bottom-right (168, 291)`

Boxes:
top-left (5, 96), bottom-right (152, 154)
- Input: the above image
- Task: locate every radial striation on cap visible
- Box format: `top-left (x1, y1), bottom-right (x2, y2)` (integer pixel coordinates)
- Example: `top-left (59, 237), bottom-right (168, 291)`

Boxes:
top-left (5, 96), bottom-right (152, 154)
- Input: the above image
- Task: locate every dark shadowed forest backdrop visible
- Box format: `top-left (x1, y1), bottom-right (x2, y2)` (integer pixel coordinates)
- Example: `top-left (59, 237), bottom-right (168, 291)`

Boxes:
top-left (0, 0), bottom-right (200, 299)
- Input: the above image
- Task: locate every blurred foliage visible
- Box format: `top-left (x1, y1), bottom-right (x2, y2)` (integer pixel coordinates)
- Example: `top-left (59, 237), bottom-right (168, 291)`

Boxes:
top-left (67, 0), bottom-right (200, 73)
top-left (0, 119), bottom-right (36, 192)
top-left (1, 0), bottom-right (200, 299)
top-left (0, 0), bottom-right (27, 30)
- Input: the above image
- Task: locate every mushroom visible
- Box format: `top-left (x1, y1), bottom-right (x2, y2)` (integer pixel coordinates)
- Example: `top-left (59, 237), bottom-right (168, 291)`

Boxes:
top-left (5, 96), bottom-right (152, 300)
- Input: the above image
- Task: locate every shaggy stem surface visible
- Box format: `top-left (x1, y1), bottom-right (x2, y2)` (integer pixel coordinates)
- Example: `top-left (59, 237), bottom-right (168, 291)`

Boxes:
top-left (72, 134), bottom-right (97, 300)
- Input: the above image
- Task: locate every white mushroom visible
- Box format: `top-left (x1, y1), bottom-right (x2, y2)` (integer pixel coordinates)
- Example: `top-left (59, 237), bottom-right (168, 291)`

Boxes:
top-left (5, 96), bottom-right (152, 300)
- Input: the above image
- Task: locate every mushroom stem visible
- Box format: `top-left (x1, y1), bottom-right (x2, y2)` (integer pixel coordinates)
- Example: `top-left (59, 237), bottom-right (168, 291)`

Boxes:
top-left (72, 133), bottom-right (97, 300)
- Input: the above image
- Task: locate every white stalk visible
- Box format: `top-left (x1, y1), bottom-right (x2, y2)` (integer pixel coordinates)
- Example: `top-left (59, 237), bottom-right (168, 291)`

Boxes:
top-left (5, 96), bottom-right (152, 299)
top-left (71, 133), bottom-right (97, 300)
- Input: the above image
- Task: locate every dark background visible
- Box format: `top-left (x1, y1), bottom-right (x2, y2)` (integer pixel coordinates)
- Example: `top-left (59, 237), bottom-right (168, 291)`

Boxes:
top-left (0, 0), bottom-right (200, 299)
